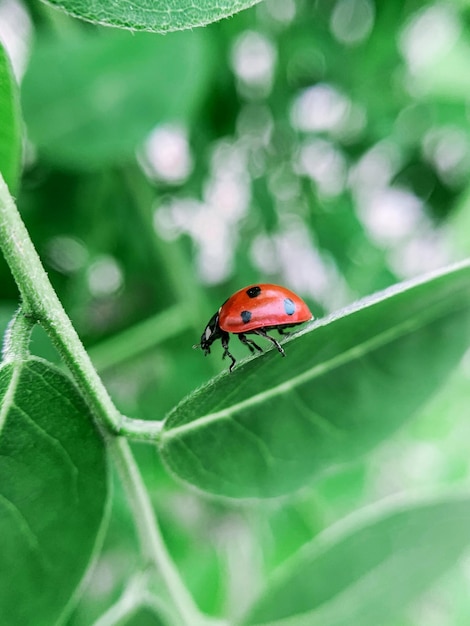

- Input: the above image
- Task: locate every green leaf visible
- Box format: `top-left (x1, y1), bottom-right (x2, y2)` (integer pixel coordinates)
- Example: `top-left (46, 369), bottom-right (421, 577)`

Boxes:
top-left (159, 261), bottom-right (470, 499)
top-left (0, 42), bottom-right (22, 192)
top-left (0, 357), bottom-right (109, 625)
top-left (41, 0), bottom-right (262, 33)
top-left (241, 493), bottom-right (470, 626)
top-left (123, 607), bottom-right (166, 625)
top-left (21, 29), bottom-right (210, 168)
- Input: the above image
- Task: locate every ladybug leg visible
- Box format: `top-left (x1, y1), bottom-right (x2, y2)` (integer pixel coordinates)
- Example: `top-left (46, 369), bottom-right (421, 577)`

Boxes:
top-left (252, 328), bottom-right (286, 357)
top-left (238, 333), bottom-right (263, 354)
top-left (221, 332), bottom-right (237, 372)
top-left (278, 327), bottom-right (293, 336)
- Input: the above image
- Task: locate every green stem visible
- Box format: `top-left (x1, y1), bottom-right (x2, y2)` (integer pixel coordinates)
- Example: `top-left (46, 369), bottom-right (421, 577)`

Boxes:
top-left (120, 416), bottom-right (164, 442)
top-left (91, 572), bottom-right (148, 626)
top-left (0, 174), bottom-right (212, 626)
top-left (0, 177), bottom-right (188, 442)
top-left (0, 174), bottom-right (122, 433)
top-left (110, 437), bottom-right (208, 626)
top-left (1, 306), bottom-right (34, 362)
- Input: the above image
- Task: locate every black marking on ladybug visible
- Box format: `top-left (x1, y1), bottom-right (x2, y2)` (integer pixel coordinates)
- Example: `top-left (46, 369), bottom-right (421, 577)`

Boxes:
top-left (246, 285), bottom-right (261, 298)
top-left (241, 310), bottom-right (252, 323)
top-left (284, 298), bottom-right (296, 316)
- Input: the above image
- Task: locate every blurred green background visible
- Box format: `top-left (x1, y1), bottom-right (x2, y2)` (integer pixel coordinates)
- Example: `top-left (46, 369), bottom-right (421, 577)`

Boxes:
top-left (1, 0), bottom-right (470, 623)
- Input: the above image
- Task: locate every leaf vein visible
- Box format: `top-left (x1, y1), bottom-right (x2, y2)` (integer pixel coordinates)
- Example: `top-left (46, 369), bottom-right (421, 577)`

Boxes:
top-left (172, 437), bottom-right (248, 492)
top-left (163, 314), bottom-right (425, 442)
top-left (229, 418), bottom-right (276, 468)
top-left (12, 403), bottom-right (80, 503)
top-left (289, 389), bottom-right (343, 438)
top-left (0, 492), bottom-right (51, 570)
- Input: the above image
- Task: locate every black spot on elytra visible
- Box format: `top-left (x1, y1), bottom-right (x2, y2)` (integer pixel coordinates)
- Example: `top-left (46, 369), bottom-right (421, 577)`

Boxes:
top-left (241, 310), bottom-right (252, 323)
top-left (284, 298), bottom-right (296, 315)
top-left (246, 286), bottom-right (261, 298)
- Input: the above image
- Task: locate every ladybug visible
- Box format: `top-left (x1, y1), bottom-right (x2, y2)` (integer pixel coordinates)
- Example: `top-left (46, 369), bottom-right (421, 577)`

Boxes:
top-left (196, 284), bottom-right (313, 371)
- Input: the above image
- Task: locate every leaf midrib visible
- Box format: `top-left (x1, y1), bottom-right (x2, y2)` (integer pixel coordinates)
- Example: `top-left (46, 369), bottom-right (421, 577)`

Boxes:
top-left (162, 303), bottom-right (441, 442)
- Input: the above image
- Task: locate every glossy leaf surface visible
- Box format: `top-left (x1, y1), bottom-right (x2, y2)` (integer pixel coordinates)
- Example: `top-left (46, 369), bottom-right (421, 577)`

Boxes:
top-left (0, 358), bottom-right (108, 625)
top-left (160, 262), bottom-right (470, 498)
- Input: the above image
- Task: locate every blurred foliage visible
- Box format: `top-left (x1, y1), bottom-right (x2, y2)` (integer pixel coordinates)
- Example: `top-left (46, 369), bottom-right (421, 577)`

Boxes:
top-left (1, 0), bottom-right (470, 624)
top-left (0, 43), bottom-right (21, 191)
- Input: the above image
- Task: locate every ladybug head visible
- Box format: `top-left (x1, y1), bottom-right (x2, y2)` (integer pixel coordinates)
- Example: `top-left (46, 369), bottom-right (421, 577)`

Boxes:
top-left (198, 311), bottom-right (222, 355)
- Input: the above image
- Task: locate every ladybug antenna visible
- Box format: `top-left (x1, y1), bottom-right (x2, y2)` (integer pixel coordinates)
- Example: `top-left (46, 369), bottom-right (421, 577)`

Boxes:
top-left (192, 343), bottom-right (200, 350)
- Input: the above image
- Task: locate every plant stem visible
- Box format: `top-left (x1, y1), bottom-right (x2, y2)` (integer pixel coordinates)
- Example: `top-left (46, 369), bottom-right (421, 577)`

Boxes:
top-left (110, 437), bottom-right (209, 626)
top-left (91, 572), bottom-right (163, 626)
top-left (120, 416), bottom-right (164, 442)
top-left (0, 176), bottom-right (186, 442)
top-left (0, 174), bottom-right (122, 433)
top-left (1, 307), bottom-right (34, 362)
top-left (0, 174), bottom-right (214, 626)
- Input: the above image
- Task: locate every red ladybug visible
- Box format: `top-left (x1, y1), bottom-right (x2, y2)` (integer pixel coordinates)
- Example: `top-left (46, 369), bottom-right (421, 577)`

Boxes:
top-left (196, 284), bottom-right (313, 371)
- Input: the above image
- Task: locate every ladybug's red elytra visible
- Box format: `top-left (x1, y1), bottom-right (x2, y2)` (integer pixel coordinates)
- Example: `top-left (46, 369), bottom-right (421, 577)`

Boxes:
top-left (196, 284), bottom-right (313, 371)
